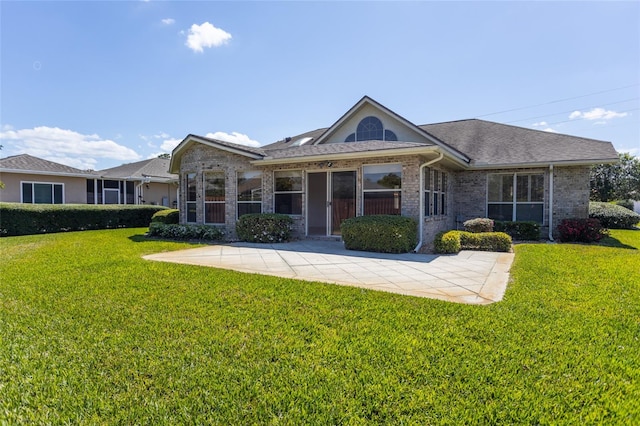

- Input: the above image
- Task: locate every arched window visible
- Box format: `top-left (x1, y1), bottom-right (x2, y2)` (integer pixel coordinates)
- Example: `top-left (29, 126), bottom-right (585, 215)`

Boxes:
top-left (356, 116), bottom-right (384, 141)
top-left (344, 116), bottom-right (399, 142)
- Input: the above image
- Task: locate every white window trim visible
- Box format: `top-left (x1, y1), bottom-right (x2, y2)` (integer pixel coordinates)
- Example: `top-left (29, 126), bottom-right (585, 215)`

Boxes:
top-left (203, 171), bottom-right (226, 224)
top-left (273, 169), bottom-right (303, 216)
top-left (236, 171), bottom-right (263, 219)
top-left (185, 172), bottom-right (197, 223)
top-left (362, 163), bottom-right (403, 215)
top-left (20, 181), bottom-right (65, 204)
top-left (424, 168), bottom-right (448, 217)
top-left (486, 172), bottom-right (545, 224)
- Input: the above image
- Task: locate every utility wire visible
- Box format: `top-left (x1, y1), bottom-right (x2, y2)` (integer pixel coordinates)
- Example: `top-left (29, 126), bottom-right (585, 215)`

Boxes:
top-left (541, 107), bottom-right (640, 127)
top-left (475, 84), bottom-right (640, 118)
top-left (505, 98), bottom-right (640, 124)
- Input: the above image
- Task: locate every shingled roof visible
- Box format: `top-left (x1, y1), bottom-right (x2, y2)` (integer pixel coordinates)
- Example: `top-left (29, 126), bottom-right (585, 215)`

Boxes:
top-left (419, 119), bottom-right (618, 166)
top-left (98, 158), bottom-right (176, 181)
top-left (0, 154), bottom-right (95, 176)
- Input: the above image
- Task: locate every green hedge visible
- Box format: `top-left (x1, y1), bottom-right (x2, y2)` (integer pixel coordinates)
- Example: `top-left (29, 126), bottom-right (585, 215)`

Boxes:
top-left (147, 223), bottom-right (225, 241)
top-left (151, 209), bottom-right (179, 224)
top-left (0, 203), bottom-right (167, 237)
top-left (494, 220), bottom-right (541, 241)
top-left (341, 215), bottom-right (417, 253)
top-left (236, 213), bottom-right (293, 243)
top-left (434, 230), bottom-right (512, 254)
top-left (589, 201), bottom-right (640, 229)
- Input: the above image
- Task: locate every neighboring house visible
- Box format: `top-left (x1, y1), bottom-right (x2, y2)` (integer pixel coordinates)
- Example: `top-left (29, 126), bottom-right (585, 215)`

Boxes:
top-left (166, 95), bottom-right (616, 245)
top-left (0, 154), bottom-right (178, 207)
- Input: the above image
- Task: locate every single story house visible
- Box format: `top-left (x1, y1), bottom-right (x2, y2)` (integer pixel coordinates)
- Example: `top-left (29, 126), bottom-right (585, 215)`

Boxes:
top-left (0, 154), bottom-right (178, 207)
top-left (169, 96), bottom-right (617, 246)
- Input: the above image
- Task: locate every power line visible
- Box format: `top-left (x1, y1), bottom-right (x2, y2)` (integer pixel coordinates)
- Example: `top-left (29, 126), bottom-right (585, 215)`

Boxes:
top-left (541, 107), bottom-right (640, 127)
top-left (475, 84), bottom-right (640, 118)
top-left (505, 98), bottom-right (639, 124)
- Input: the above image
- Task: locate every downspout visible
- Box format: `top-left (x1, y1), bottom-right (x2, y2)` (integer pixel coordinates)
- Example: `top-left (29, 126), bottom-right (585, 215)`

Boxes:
top-left (548, 164), bottom-right (554, 241)
top-left (414, 152), bottom-right (445, 252)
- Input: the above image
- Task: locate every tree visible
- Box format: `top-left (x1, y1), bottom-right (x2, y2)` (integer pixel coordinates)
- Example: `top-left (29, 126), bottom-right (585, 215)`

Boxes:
top-left (590, 152), bottom-right (640, 202)
top-left (157, 153), bottom-right (170, 159)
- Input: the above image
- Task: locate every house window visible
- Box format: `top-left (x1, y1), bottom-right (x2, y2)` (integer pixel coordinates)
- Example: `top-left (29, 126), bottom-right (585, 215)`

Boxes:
top-left (21, 182), bottom-right (63, 204)
top-left (186, 172), bottom-right (197, 223)
top-left (204, 171), bottom-right (225, 224)
top-left (237, 171), bottom-right (262, 218)
top-left (345, 116), bottom-right (399, 142)
top-left (424, 168), bottom-right (448, 216)
top-left (363, 164), bottom-right (402, 215)
top-left (274, 170), bottom-right (302, 215)
top-left (487, 173), bottom-right (544, 223)
top-left (103, 180), bottom-right (120, 204)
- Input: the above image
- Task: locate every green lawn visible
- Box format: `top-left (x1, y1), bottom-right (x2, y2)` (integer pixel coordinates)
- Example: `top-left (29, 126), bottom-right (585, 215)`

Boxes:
top-left (1, 228), bottom-right (638, 424)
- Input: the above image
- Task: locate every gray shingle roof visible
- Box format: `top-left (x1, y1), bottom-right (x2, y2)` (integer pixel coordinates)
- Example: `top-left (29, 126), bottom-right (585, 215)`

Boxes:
top-left (262, 128), bottom-right (328, 151)
top-left (193, 134), bottom-right (268, 157)
top-left (263, 140), bottom-right (432, 160)
top-left (419, 119), bottom-right (618, 166)
top-left (0, 154), bottom-right (93, 175)
top-left (99, 158), bottom-right (175, 180)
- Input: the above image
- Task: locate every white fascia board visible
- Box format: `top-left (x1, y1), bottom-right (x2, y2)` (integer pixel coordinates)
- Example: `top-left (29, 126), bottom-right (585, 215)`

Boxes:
top-left (0, 169), bottom-right (97, 178)
top-left (468, 157), bottom-right (619, 169)
top-left (252, 146), bottom-right (446, 166)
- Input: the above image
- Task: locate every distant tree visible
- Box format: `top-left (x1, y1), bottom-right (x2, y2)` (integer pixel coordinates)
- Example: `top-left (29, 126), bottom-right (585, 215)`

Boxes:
top-left (157, 153), bottom-right (171, 159)
top-left (378, 173), bottom-right (402, 189)
top-left (590, 152), bottom-right (640, 202)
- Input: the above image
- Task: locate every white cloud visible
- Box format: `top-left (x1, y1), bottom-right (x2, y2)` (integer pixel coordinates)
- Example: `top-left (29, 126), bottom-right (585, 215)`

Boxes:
top-left (532, 121), bottom-right (548, 127)
top-left (0, 126), bottom-right (141, 169)
top-left (185, 22), bottom-right (232, 52)
top-left (161, 18), bottom-right (175, 25)
top-left (542, 127), bottom-right (558, 133)
top-left (569, 108), bottom-right (628, 121)
top-left (160, 138), bottom-right (182, 151)
top-left (205, 131), bottom-right (261, 147)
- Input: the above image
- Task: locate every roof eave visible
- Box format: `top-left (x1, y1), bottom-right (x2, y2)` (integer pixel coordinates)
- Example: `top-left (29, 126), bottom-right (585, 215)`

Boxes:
top-left (468, 157), bottom-right (619, 169)
top-left (0, 168), bottom-right (98, 178)
top-left (251, 146), bottom-right (458, 166)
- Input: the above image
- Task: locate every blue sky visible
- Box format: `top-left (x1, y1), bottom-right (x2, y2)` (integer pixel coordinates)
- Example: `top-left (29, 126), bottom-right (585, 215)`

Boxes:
top-left (1, 1), bottom-right (638, 170)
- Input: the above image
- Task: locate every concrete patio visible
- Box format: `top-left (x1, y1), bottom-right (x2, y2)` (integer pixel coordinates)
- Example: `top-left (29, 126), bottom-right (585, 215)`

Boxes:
top-left (143, 240), bottom-right (514, 305)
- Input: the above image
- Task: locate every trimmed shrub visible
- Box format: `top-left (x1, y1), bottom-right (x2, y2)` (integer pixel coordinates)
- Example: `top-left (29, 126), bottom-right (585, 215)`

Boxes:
top-left (589, 201), bottom-right (640, 229)
top-left (341, 215), bottom-right (417, 253)
top-left (433, 230), bottom-right (462, 254)
top-left (494, 220), bottom-right (541, 241)
top-left (148, 223), bottom-right (225, 241)
top-left (557, 218), bottom-right (608, 243)
top-left (463, 218), bottom-right (494, 233)
top-left (0, 203), bottom-right (166, 237)
top-left (151, 209), bottom-right (179, 224)
top-left (236, 213), bottom-right (293, 243)
top-left (614, 199), bottom-right (635, 211)
top-left (434, 230), bottom-right (512, 254)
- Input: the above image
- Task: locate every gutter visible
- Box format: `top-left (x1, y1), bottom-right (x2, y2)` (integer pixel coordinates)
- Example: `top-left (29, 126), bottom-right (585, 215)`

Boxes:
top-left (414, 152), bottom-right (445, 252)
top-left (548, 164), bottom-right (555, 241)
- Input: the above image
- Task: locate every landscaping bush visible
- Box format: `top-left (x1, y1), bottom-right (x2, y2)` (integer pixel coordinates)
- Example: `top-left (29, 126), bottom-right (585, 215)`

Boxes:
top-left (494, 220), bottom-right (541, 240)
top-left (151, 209), bottom-right (180, 224)
top-left (147, 223), bottom-right (225, 241)
top-left (0, 203), bottom-right (166, 237)
top-left (341, 215), bottom-right (417, 253)
top-left (613, 199), bottom-right (635, 211)
top-left (434, 230), bottom-right (512, 254)
top-left (557, 218), bottom-right (608, 243)
top-left (236, 213), bottom-right (293, 243)
top-left (589, 201), bottom-right (640, 229)
top-left (463, 218), bottom-right (494, 233)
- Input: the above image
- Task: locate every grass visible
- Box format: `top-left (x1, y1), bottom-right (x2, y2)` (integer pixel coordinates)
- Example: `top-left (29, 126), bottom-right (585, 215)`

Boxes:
top-left (1, 228), bottom-right (639, 424)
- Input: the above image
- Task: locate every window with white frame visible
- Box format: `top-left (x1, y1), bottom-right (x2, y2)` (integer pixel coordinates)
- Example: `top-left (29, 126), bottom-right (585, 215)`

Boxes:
top-left (424, 168), bottom-right (447, 216)
top-left (204, 171), bottom-right (225, 224)
top-left (237, 171), bottom-right (262, 218)
top-left (274, 170), bottom-right (302, 215)
top-left (487, 173), bottom-right (544, 223)
top-left (363, 164), bottom-right (402, 215)
top-left (185, 172), bottom-right (197, 223)
top-left (21, 182), bottom-right (64, 204)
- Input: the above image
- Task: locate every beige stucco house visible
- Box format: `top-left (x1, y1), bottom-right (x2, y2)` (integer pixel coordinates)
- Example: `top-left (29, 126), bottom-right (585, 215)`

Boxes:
top-left (0, 155), bottom-right (177, 207)
top-left (169, 96), bottom-right (616, 245)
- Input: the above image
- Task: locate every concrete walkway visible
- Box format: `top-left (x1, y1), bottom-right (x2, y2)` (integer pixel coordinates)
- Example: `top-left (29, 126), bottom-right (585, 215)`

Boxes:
top-left (143, 240), bottom-right (514, 305)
